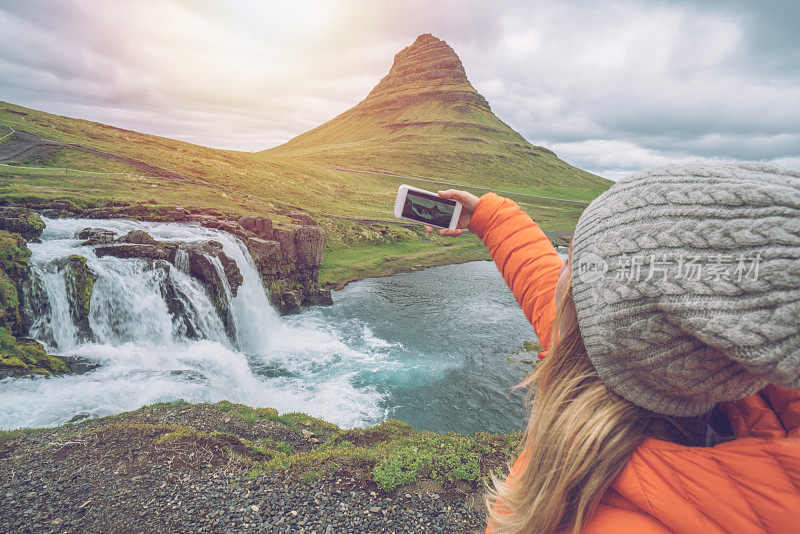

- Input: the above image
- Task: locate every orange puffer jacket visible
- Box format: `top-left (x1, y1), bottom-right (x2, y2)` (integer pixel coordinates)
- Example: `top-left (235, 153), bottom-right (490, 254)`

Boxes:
top-left (471, 193), bottom-right (800, 533)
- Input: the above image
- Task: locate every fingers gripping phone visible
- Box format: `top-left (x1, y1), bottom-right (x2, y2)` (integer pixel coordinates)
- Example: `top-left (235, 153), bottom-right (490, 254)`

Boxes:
top-left (393, 185), bottom-right (462, 230)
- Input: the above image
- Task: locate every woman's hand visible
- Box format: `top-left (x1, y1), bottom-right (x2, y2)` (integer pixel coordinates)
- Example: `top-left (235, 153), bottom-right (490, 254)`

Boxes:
top-left (425, 190), bottom-right (480, 237)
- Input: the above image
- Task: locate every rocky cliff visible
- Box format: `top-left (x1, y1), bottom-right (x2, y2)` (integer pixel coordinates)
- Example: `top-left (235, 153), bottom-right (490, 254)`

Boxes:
top-left (0, 200), bottom-right (331, 316)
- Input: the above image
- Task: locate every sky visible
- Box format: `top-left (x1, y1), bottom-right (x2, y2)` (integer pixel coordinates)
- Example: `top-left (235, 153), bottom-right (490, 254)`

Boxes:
top-left (0, 0), bottom-right (797, 180)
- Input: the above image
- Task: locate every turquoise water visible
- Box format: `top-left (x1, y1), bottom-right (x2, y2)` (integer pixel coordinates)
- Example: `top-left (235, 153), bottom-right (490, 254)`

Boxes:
top-left (286, 261), bottom-right (536, 434)
top-left (0, 216), bottom-right (539, 434)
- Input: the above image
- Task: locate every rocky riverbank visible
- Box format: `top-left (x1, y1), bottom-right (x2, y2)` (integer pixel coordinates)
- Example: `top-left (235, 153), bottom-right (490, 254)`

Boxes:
top-left (0, 401), bottom-right (519, 533)
top-left (0, 200), bottom-right (332, 316)
top-left (0, 202), bottom-right (331, 379)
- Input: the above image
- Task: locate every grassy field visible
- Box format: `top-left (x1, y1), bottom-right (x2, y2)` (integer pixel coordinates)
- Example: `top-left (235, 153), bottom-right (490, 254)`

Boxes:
top-left (319, 236), bottom-right (490, 289)
top-left (0, 99), bottom-right (605, 286)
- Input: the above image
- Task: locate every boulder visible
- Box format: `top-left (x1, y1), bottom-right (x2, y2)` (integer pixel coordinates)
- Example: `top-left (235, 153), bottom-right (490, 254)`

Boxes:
top-left (0, 208), bottom-right (45, 241)
top-left (294, 226), bottom-right (325, 269)
top-left (180, 241), bottom-right (243, 338)
top-left (94, 243), bottom-right (176, 262)
top-left (59, 354), bottom-right (101, 375)
top-left (75, 228), bottom-right (116, 245)
top-left (118, 229), bottom-right (158, 245)
top-left (182, 241), bottom-right (242, 294)
top-left (61, 255), bottom-right (95, 342)
top-left (247, 238), bottom-right (281, 265)
top-left (82, 207), bottom-right (116, 219)
top-left (238, 216), bottom-right (256, 231)
top-left (156, 207), bottom-right (190, 221)
top-left (217, 221), bottom-right (245, 237)
top-left (303, 289), bottom-right (334, 306)
top-left (200, 217), bottom-right (222, 229)
top-left (159, 267), bottom-right (199, 340)
top-left (183, 241), bottom-right (242, 292)
top-left (280, 290), bottom-right (302, 315)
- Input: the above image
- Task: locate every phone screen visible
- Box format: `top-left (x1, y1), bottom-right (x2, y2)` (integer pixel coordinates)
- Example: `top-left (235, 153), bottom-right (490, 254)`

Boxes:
top-left (401, 189), bottom-right (457, 227)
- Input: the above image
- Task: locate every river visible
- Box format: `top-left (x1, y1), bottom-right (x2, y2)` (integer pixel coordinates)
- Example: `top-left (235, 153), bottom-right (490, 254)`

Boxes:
top-left (0, 218), bottom-right (542, 434)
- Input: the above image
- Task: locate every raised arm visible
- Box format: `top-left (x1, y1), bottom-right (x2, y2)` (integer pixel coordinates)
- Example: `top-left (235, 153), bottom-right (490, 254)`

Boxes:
top-left (468, 193), bottom-right (563, 353)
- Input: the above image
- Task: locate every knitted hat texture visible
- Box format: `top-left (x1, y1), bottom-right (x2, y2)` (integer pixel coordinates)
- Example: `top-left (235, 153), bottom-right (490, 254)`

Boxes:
top-left (571, 163), bottom-right (800, 416)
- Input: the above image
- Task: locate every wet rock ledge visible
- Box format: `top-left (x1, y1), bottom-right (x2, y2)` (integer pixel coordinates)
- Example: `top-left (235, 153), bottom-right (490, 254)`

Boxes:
top-left (0, 209), bottom-right (74, 379)
top-left (0, 201), bottom-right (333, 315)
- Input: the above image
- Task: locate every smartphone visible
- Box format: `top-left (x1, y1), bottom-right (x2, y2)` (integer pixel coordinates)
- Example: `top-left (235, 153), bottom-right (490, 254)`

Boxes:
top-left (393, 184), bottom-right (462, 230)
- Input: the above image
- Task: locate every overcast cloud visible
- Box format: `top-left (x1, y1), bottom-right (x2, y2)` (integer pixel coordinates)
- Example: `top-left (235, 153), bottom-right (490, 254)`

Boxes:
top-left (0, 0), bottom-right (797, 179)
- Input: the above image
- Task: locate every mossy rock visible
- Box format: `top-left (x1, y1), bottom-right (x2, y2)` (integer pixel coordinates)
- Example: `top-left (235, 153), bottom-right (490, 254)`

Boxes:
top-left (0, 230), bottom-right (31, 334)
top-left (0, 269), bottom-right (22, 331)
top-left (63, 255), bottom-right (95, 323)
top-left (19, 213), bottom-right (45, 235)
top-left (0, 230), bottom-right (31, 281)
top-left (0, 355), bottom-right (25, 368)
top-left (0, 212), bottom-right (45, 242)
top-left (0, 327), bottom-right (69, 378)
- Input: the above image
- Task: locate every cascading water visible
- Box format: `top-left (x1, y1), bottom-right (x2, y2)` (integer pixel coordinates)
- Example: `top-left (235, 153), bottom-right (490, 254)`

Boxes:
top-left (0, 217), bottom-right (541, 434)
top-left (1, 217), bottom-right (385, 430)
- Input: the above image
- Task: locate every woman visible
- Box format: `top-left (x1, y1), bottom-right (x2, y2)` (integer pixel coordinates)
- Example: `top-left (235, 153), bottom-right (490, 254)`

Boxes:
top-left (428, 163), bottom-right (800, 533)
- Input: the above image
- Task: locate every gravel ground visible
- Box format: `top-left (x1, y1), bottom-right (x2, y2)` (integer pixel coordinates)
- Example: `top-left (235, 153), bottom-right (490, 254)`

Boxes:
top-left (0, 472), bottom-right (484, 533)
top-left (0, 403), bottom-right (488, 533)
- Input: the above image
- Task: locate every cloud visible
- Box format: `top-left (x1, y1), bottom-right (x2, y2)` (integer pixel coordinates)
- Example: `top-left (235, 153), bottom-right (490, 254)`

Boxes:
top-left (0, 0), bottom-right (797, 178)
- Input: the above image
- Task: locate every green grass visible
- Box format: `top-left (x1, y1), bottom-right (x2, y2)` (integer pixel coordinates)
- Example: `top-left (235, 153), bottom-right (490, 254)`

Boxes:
top-left (253, 418), bottom-right (521, 492)
top-left (1, 399), bottom-right (523, 494)
top-left (319, 237), bottom-right (489, 288)
top-left (0, 426), bottom-right (47, 440)
top-left (0, 98), bottom-right (605, 279)
top-left (0, 132), bottom-right (14, 148)
top-left (35, 146), bottom-right (147, 174)
top-left (0, 100), bottom-right (606, 227)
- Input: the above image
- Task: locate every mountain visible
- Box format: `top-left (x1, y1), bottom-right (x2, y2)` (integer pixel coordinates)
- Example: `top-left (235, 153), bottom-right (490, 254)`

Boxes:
top-left (266, 34), bottom-right (608, 191)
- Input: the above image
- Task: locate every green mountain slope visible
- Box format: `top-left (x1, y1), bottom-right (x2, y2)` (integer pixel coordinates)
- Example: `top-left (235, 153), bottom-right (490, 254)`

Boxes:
top-left (266, 34), bottom-right (609, 192)
top-left (0, 34), bottom-right (610, 284)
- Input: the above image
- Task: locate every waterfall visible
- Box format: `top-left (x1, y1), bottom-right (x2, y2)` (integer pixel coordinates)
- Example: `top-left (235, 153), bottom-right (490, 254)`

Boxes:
top-left (2, 217), bottom-right (386, 431)
top-left (173, 246), bottom-right (190, 273)
top-left (21, 219), bottom-right (280, 353)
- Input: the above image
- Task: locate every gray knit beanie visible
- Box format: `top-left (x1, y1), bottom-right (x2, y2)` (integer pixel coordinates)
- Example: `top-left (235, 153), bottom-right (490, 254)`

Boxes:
top-left (571, 163), bottom-right (800, 417)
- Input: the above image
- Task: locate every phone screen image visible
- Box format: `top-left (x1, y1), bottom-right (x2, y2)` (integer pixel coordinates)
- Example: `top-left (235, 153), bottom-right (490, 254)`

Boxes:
top-left (401, 190), bottom-right (456, 227)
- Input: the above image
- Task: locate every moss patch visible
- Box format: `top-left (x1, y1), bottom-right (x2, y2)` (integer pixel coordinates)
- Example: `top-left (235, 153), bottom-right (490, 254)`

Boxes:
top-left (63, 254), bottom-right (95, 321)
top-left (0, 327), bottom-right (68, 377)
top-left (0, 229), bottom-right (71, 378)
top-left (251, 416), bottom-right (520, 493)
top-left (0, 230), bottom-right (31, 282)
top-left (2, 400), bottom-right (523, 498)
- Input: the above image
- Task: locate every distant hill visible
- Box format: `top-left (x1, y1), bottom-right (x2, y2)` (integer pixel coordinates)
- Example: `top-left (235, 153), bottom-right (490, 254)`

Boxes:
top-left (266, 34), bottom-right (608, 191)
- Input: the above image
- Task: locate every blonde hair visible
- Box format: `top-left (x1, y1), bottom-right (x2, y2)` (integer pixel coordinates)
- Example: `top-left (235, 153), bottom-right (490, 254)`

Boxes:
top-left (487, 277), bottom-right (705, 534)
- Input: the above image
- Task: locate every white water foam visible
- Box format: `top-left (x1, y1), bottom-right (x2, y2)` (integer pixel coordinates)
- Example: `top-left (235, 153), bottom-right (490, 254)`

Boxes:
top-left (1, 217), bottom-right (388, 430)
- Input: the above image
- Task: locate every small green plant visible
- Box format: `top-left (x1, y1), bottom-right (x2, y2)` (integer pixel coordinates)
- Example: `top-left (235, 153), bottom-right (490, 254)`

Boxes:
top-left (373, 445), bottom-right (425, 491)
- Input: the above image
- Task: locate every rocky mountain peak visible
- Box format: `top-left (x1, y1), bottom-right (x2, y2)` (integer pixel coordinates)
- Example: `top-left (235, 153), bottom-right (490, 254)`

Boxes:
top-left (363, 33), bottom-right (490, 110)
